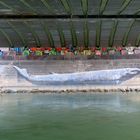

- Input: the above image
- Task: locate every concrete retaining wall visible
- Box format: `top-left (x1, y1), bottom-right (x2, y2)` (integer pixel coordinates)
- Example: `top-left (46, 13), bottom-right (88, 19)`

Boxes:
top-left (0, 59), bottom-right (140, 74)
top-left (0, 59), bottom-right (140, 88)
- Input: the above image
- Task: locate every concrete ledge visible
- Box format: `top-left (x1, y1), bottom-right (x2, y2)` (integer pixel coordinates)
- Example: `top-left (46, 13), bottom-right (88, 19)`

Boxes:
top-left (0, 85), bottom-right (140, 94)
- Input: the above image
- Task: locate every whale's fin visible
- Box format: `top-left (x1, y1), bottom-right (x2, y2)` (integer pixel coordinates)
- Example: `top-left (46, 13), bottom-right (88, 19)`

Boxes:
top-left (13, 66), bottom-right (29, 79)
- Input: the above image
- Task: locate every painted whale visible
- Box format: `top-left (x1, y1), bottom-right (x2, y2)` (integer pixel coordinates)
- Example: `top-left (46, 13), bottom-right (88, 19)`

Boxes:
top-left (13, 66), bottom-right (140, 85)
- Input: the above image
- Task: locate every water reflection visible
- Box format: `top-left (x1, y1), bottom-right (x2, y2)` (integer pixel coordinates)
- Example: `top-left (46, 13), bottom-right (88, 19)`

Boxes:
top-left (1, 93), bottom-right (140, 140)
top-left (0, 93), bottom-right (140, 113)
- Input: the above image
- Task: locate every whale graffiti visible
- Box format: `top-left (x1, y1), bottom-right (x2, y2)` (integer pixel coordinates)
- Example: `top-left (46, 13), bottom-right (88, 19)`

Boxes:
top-left (13, 66), bottom-right (140, 85)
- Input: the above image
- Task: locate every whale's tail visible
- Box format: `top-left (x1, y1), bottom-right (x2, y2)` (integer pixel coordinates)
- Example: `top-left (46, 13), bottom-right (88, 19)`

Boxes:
top-left (13, 66), bottom-right (29, 80)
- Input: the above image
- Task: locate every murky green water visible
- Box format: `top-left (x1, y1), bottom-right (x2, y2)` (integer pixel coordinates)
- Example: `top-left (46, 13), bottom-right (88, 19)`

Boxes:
top-left (0, 93), bottom-right (140, 140)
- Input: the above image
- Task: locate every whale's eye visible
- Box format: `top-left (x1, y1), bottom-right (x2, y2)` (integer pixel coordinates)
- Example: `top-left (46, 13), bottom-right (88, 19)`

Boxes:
top-left (129, 70), bottom-right (138, 74)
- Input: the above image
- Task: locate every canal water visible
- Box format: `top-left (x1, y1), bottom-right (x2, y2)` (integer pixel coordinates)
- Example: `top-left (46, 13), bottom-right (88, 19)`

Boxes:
top-left (0, 93), bottom-right (140, 140)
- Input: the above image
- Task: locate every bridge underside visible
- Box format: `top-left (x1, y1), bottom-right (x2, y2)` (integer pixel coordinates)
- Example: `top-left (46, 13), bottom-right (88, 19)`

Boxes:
top-left (0, 0), bottom-right (139, 48)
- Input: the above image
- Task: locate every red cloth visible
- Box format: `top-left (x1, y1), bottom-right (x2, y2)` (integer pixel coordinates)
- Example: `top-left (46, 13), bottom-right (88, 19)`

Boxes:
top-left (121, 50), bottom-right (127, 55)
top-left (46, 47), bottom-right (52, 51)
top-left (56, 47), bottom-right (62, 52)
top-left (40, 48), bottom-right (45, 51)
top-left (101, 47), bottom-right (107, 52)
top-left (66, 48), bottom-right (70, 51)
top-left (116, 46), bottom-right (122, 51)
top-left (95, 50), bottom-right (101, 56)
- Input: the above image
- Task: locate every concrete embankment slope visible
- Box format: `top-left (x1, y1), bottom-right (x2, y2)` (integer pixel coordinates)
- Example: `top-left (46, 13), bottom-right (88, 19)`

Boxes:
top-left (0, 59), bottom-right (140, 93)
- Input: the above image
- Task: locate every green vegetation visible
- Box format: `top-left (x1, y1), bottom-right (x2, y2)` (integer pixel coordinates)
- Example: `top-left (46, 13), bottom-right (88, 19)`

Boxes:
top-left (108, 20), bottom-right (118, 47)
top-left (96, 20), bottom-right (102, 47)
top-left (57, 25), bottom-right (66, 47)
top-left (83, 21), bottom-right (89, 48)
top-left (70, 21), bottom-right (78, 47)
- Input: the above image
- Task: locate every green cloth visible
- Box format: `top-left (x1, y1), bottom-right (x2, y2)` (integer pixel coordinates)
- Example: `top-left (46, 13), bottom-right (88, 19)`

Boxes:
top-left (35, 51), bottom-right (43, 56)
top-left (49, 49), bottom-right (57, 55)
top-left (23, 50), bottom-right (30, 56)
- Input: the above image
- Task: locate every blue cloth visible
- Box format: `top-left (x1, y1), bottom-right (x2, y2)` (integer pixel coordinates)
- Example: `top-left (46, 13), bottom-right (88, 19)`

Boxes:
top-left (14, 48), bottom-right (21, 53)
top-left (0, 51), bottom-right (3, 58)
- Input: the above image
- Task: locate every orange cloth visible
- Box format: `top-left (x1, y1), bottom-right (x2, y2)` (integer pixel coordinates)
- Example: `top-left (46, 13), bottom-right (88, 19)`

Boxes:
top-left (30, 47), bottom-right (37, 52)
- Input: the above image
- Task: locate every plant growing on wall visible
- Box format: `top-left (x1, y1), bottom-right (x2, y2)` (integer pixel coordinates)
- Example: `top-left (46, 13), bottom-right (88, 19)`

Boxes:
top-left (135, 34), bottom-right (140, 47)
top-left (0, 28), bottom-right (13, 47)
top-left (20, 0), bottom-right (38, 14)
top-left (83, 21), bottom-right (89, 48)
top-left (43, 22), bottom-right (55, 48)
top-left (70, 21), bottom-right (78, 48)
top-left (122, 20), bottom-right (135, 47)
top-left (24, 21), bottom-right (41, 47)
top-left (108, 20), bottom-right (118, 47)
top-left (41, 0), bottom-right (55, 14)
top-left (0, 1), bottom-right (20, 14)
top-left (81, 0), bottom-right (88, 16)
top-left (96, 20), bottom-right (102, 48)
top-left (57, 25), bottom-right (66, 47)
top-left (99, 0), bottom-right (109, 15)
top-left (60, 0), bottom-right (72, 15)
top-left (7, 21), bottom-right (27, 47)
top-left (118, 0), bottom-right (133, 15)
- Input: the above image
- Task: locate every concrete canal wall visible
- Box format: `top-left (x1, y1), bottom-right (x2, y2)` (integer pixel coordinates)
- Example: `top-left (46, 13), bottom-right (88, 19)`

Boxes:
top-left (0, 59), bottom-right (140, 93)
top-left (1, 59), bottom-right (140, 74)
